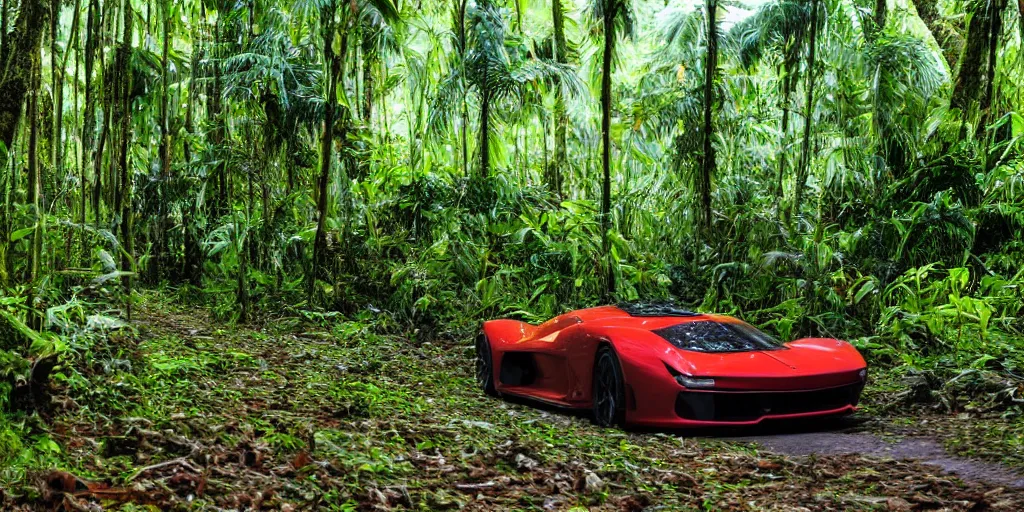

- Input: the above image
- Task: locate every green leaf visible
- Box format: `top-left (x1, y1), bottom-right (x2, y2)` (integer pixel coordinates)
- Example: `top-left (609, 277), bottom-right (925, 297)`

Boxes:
top-left (10, 226), bottom-right (34, 242)
top-left (854, 280), bottom-right (876, 304)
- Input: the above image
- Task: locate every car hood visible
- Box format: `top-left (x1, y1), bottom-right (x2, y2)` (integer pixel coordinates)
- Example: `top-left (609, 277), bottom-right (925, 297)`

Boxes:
top-left (666, 338), bottom-right (866, 390)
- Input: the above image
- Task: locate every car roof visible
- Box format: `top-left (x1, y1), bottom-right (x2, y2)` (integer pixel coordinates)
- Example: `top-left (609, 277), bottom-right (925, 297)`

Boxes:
top-left (559, 304), bottom-right (741, 331)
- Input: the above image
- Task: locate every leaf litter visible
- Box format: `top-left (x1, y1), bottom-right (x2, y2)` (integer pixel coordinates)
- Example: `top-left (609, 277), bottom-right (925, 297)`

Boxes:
top-left (2, 301), bottom-right (1022, 511)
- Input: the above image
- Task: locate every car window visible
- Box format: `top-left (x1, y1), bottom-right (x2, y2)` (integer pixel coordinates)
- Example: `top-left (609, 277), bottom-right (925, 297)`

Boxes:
top-left (653, 320), bottom-right (783, 353)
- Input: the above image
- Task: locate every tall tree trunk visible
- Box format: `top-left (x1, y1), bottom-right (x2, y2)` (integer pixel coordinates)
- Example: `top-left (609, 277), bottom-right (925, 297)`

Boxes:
top-left (775, 51), bottom-right (797, 198)
top-left (950, 2), bottom-right (992, 117)
top-left (455, 0), bottom-right (469, 177)
top-left (0, 0), bottom-right (51, 150)
top-left (93, 96), bottom-right (110, 228)
top-left (983, 0), bottom-right (1008, 170)
top-left (600, 14), bottom-right (615, 297)
top-left (698, 0), bottom-right (717, 230)
top-left (792, 0), bottom-right (820, 223)
top-left (310, 2), bottom-right (344, 302)
top-left (0, 152), bottom-right (8, 286)
top-left (362, 54), bottom-right (374, 124)
top-left (0, 0), bottom-right (9, 59)
top-left (181, 20), bottom-right (202, 285)
top-left (51, 0), bottom-right (64, 200)
top-left (59, 0), bottom-right (80, 268)
top-left (116, 0), bottom-right (134, 320)
top-left (27, 51), bottom-right (43, 328)
top-left (981, 0), bottom-right (1006, 118)
top-left (915, 0), bottom-right (963, 69)
top-left (479, 87), bottom-right (490, 177)
top-left (209, 14), bottom-right (227, 218)
top-left (82, 0), bottom-right (99, 228)
top-left (874, 0), bottom-right (887, 33)
top-left (549, 0), bottom-right (567, 198)
top-left (156, 0), bottom-right (171, 281)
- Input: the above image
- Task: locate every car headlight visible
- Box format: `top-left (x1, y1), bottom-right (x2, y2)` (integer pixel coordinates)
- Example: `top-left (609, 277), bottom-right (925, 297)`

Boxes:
top-left (675, 375), bottom-right (716, 389)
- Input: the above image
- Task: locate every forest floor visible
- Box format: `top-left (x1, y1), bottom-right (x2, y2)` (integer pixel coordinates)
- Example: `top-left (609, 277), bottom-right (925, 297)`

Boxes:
top-left (4, 295), bottom-right (1024, 511)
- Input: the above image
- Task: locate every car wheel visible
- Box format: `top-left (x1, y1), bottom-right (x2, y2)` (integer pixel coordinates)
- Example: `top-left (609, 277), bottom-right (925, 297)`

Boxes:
top-left (475, 333), bottom-right (498, 396)
top-left (592, 346), bottom-right (625, 428)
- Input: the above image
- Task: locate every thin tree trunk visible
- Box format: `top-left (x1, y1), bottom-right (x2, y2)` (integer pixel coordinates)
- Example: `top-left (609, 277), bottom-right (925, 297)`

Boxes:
top-left (28, 51), bottom-right (43, 328)
top-left (792, 0), bottom-right (820, 223)
top-left (82, 0), bottom-right (99, 228)
top-left (182, 21), bottom-right (202, 285)
top-left (479, 87), bottom-right (490, 177)
top-left (600, 14), bottom-right (615, 297)
top-left (0, 154), bottom-right (8, 286)
top-left (156, 0), bottom-right (171, 281)
top-left (453, 0), bottom-right (468, 177)
top-left (117, 0), bottom-right (134, 320)
top-left (211, 15), bottom-right (227, 217)
top-left (310, 2), bottom-right (343, 302)
top-left (775, 54), bottom-right (796, 198)
top-left (51, 0), bottom-right (64, 198)
top-left (363, 54), bottom-right (374, 124)
top-left (550, 0), bottom-right (567, 198)
top-left (0, 0), bottom-right (9, 59)
top-left (93, 100), bottom-right (110, 228)
top-left (698, 0), bottom-right (717, 230)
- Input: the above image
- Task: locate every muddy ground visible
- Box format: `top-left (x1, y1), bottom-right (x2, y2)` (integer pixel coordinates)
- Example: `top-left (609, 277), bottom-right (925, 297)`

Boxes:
top-left (2, 297), bottom-right (1023, 511)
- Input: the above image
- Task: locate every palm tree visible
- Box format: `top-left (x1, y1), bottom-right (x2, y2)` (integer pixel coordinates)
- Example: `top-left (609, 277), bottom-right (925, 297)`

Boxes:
top-left (589, 0), bottom-right (634, 297)
top-left (864, 33), bottom-right (946, 177)
top-left (431, 0), bottom-right (582, 178)
top-left (223, 6), bottom-right (322, 273)
top-left (791, 0), bottom-right (822, 223)
top-left (550, 0), bottom-right (569, 197)
top-left (360, 4), bottom-right (402, 126)
top-left (728, 0), bottom-right (810, 198)
top-left (309, 0), bottom-right (399, 303)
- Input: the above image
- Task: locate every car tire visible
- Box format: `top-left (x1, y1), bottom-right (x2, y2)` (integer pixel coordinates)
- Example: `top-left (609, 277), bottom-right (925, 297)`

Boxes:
top-left (592, 346), bottom-right (626, 428)
top-left (475, 332), bottom-right (498, 396)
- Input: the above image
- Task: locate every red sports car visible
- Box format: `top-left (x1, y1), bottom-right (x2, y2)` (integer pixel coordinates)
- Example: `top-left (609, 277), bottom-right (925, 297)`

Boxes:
top-left (475, 303), bottom-right (867, 428)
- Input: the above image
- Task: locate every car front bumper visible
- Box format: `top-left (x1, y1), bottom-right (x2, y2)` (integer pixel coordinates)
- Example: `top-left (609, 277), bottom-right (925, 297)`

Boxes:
top-left (623, 377), bottom-right (865, 428)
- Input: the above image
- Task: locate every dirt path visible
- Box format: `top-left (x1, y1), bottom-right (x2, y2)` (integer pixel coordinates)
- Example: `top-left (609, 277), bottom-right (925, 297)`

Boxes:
top-left (5, 301), bottom-right (1024, 511)
top-left (728, 419), bottom-right (1024, 489)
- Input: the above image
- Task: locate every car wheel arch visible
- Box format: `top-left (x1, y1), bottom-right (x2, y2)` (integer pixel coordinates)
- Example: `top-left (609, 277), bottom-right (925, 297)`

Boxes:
top-left (591, 340), bottom-right (638, 414)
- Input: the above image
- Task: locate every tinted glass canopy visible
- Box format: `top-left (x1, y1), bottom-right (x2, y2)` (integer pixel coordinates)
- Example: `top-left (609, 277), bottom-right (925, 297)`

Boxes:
top-left (619, 302), bottom-right (698, 317)
top-left (654, 321), bottom-right (784, 353)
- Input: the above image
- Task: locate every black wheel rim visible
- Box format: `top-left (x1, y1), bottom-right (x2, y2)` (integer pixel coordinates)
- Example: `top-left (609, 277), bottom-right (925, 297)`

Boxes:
top-left (595, 355), bottom-right (617, 426)
top-left (475, 337), bottom-right (491, 391)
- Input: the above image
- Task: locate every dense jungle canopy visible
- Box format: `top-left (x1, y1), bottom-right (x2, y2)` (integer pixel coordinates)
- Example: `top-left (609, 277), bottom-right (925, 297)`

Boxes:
top-left (1, 0), bottom-right (1024, 508)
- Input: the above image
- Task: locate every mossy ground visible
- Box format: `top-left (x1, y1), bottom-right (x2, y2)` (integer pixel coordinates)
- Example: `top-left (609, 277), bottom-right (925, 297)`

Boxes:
top-left (1, 293), bottom-right (1022, 510)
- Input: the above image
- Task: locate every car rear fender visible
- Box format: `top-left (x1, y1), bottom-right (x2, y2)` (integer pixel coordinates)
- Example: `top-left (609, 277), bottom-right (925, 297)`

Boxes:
top-left (482, 319), bottom-right (534, 347)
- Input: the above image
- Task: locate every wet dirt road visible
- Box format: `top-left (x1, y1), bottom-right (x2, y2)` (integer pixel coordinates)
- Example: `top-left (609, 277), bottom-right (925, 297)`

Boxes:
top-left (724, 416), bottom-right (1024, 489)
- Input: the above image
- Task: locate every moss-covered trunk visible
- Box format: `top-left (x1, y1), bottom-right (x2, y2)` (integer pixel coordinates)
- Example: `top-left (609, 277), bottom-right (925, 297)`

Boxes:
top-left (0, 0), bottom-right (51, 151)
top-left (950, 1), bottom-right (993, 116)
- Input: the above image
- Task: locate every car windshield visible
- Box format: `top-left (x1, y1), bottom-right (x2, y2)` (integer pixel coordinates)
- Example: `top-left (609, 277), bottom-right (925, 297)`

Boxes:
top-left (653, 320), bottom-right (784, 353)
